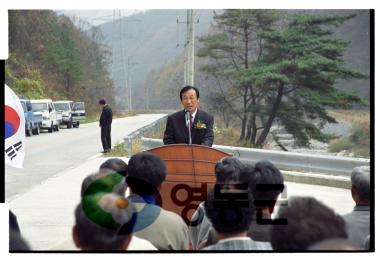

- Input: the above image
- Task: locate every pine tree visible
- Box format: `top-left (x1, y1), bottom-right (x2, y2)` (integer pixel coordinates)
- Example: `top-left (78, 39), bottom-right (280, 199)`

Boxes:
top-left (198, 10), bottom-right (281, 142)
top-left (241, 13), bottom-right (368, 147)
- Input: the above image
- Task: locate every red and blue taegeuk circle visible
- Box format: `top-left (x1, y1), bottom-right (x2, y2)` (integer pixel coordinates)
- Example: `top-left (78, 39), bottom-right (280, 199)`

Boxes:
top-left (5, 105), bottom-right (20, 139)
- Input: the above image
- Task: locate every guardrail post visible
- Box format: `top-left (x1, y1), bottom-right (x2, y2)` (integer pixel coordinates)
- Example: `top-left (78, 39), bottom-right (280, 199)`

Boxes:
top-left (124, 135), bottom-right (133, 158)
top-left (123, 115), bottom-right (169, 158)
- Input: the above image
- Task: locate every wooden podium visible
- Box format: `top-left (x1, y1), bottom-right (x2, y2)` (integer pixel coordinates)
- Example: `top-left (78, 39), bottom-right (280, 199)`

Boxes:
top-left (147, 144), bottom-right (232, 224)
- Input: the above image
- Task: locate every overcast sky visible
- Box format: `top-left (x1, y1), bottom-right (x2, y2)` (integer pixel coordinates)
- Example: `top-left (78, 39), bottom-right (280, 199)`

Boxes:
top-left (55, 10), bottom-right (147, 26)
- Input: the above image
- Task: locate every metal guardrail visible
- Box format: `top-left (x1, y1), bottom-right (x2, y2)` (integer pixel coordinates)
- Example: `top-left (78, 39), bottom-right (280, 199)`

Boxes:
top-left (124, 115), bottom-right (168, 157)
top-left (140, 137), bottom-right (370, 176)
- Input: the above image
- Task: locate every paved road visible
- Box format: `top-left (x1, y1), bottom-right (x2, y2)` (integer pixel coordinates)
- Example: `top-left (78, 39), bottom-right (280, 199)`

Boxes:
top-left (5, 114), bottom-right (167, 201)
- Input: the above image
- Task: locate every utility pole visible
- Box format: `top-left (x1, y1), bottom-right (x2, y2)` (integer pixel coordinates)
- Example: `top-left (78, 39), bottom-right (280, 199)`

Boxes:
top-left (145, 86), bottom-right (149, 110)
top-left (183, 11), bottom-right (189, 86)
top-left (183, 9), bottom-right (196, 87)
top-left (127, 57), bottom-right (138, 111)
top-left (119, 11), bottom-right (129, 111)
top-left (188, 9), bottom-right (195, 87)
top-left (94, 10), bottom-right (140, 111)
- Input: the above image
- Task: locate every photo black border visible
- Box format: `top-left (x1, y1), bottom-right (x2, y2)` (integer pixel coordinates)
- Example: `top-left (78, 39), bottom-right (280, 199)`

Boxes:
top-left (5, 8), bottom-right (375, 253)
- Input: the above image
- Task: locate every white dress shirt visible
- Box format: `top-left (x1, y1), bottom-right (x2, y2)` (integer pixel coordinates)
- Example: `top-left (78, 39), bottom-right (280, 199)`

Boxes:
top-left (185, 108), bottom-right (197, 126)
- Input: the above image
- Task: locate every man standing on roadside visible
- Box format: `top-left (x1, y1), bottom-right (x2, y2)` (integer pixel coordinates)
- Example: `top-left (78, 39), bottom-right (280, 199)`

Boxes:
top-left (99, 99), bottom-right (113, 153)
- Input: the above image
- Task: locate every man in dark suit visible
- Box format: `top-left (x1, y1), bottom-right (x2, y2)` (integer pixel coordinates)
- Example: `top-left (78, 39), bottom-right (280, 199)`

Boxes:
top-left (99, 99), bottom-right (113, 153)
top-left (163, 86), bottom-right (214, 147)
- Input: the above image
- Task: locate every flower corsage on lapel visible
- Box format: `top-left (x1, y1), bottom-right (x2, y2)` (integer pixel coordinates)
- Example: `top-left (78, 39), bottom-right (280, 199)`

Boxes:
top-left (194, 120), bottom-right (207, 129)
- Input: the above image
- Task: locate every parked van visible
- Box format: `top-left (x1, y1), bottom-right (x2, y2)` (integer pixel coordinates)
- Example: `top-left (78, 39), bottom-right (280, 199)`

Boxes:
top-left (30, 99), bottom-right (62, 133)
top-left (20, 99), bottom-right (43, 136)
top-left (72, 102), bottom-right (86, 127)
top-left (53, 101), bottom-right (86, 128)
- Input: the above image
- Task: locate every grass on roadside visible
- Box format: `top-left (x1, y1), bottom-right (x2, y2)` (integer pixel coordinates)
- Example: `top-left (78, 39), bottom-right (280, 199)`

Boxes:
top-left (328, 138), bottom-right (370, 157)
top-left (327, 109), bottom-right (370, 158)
top-left (214, 125), bottom-right (241, 146)
top-left (81, 111), bottom-right (139, 125)
top-left (103, 142), bottom-right (128, 157)
top-left (81, 115), bottom-right (99, 124)
top-left (102, 139), bottom-right (142, 157)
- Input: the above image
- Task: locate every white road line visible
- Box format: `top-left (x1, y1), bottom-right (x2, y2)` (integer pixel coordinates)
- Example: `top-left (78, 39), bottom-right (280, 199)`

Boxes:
top-left (89, 153), bottom-right (102, 160)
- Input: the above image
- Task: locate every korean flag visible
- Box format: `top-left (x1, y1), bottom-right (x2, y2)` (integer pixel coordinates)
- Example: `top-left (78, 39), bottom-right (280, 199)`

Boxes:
top-left (5, 84), bottom-right (25, 168)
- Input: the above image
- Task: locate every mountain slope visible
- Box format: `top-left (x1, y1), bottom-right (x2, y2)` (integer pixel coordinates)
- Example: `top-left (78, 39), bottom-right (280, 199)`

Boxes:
top-left (98, 9), bottom-right (370, 110)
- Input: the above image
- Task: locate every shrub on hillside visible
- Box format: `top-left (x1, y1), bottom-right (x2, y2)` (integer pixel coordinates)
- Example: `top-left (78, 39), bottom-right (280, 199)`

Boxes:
top-left (13, 78), bottom-right (46, 99)
top-left (350, 122), bottom-right (370, 146)
top-left (328, 121), bottom-right (370, 158)
top-left (328, 138), bottom-right (353, 153)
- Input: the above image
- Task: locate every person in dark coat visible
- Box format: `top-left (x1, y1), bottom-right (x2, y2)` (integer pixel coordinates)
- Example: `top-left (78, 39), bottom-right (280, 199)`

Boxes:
top-left (9, 210), bottom-right (31, 251)
top-left (163, 86), bottom-right (214, 147)
top-left (9, 210), bottom-right (21, 233)
top-left (99, 99), bottom-right (113, 153)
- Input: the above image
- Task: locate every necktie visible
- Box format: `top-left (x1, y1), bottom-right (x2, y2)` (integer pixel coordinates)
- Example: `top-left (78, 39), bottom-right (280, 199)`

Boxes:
top-left (189, 115), bottom-right (193, 129)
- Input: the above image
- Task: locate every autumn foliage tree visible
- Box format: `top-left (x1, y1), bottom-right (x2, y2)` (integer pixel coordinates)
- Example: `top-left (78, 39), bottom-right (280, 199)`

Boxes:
top-left (7, 10), bottom-right (116, 115)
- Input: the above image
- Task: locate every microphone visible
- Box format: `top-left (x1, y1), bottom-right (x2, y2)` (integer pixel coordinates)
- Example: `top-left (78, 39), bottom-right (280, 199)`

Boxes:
top-left (185, 110), bottom-right (192, 145)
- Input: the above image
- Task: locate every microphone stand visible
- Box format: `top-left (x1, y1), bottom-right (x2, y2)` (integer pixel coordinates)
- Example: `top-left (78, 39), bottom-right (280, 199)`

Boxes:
top-left (186, 110), bottom-right (192, 145)
top-left (186, 110), bottom-right (196, 186)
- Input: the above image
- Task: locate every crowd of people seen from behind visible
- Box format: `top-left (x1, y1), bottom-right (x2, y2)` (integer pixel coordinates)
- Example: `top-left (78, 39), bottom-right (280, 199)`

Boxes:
top-left (10, 153), bottom-right (371, 251)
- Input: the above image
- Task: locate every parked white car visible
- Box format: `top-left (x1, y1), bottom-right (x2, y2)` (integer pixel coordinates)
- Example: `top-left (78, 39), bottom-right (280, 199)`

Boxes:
top-left (53, 101), bottom-right (86, 128)
top-left (30, 99), bottom-right (62, 133)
